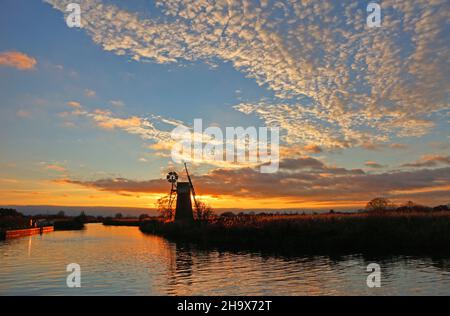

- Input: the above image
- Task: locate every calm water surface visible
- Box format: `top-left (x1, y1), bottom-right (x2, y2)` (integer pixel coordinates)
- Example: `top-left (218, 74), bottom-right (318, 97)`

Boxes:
top-left (1, 223), bottom-right (449, 295)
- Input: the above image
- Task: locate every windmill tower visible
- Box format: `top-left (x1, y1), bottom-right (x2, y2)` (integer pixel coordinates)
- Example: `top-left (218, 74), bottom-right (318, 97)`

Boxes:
top-left (166, 163), bottom-right (198, 223)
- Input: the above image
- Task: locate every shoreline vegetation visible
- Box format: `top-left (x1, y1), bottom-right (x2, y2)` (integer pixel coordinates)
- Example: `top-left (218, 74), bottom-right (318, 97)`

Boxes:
top-left (140, 199), bottom-right (450, 256)
top-left (139, 211), bottom-right (450, 256)
top-left (103, 218), bottom-right (141, 226)
top-left (0, 208), bottom-right (95, 239)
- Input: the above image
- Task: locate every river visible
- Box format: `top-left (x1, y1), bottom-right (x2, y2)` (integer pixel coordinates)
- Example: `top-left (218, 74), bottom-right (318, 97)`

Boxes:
top-left (1, 223), bottom-right (449, 295)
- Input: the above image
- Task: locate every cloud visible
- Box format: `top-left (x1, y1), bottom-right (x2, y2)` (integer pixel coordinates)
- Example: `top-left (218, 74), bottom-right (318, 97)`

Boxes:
top-left (0, 178), bottom-right (19, 184)
top-left (61, 105), bottom-right (279, 169)
top-left (16, 110), bottom-right (31, 118)
top-left (63, 107), bottom-right (180, 154)
top-left (60, 157), bottom-right (450, 206)
top-left (429, 141), bottom-right (450, 150)
top-left (303, 144), bottom-right (322, 154)
top-left (92, 112), bottom-right (142, 130)
top-left (54, 64), bottom-right (64, 71)
top-left (0, 51), bottom-right (37, 70)
top-left (361, 142), bottom-right (385, 151)
top-left (67, 101), bottom-right (82, 108)
top-left (110, 100), bottom-right (125, 107)
top-left (279, 157), bottom-right (325, 171)
top-left (59, 177), bottom-right (167, 196)
top-left (86, 110), bottom-right (174, 145)
top-left (44, 0), bottom-right (450, 150)
top-left (389, 143), bottom-right (408, 150)
top-left (43, 0), bottom-right (449, 203)
top-left (364, 161), bottom-right (385, 169)
top-left (84, 89), bottom-right (96, 97)
top-left (402, 155), bottom-right (450, 168)
top-left (44, 164), bottom-right (67, 172)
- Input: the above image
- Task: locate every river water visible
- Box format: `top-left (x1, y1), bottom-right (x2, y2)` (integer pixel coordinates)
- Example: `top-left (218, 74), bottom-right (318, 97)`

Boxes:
top-left (1, 223), bottom-right (449, 295)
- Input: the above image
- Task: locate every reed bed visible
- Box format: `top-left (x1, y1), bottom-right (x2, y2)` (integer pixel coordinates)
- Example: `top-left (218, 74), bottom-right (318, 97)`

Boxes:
top-left (140, 212), bottom-right (450, 255)
top-left (102, 218), bottom-right (142, 226)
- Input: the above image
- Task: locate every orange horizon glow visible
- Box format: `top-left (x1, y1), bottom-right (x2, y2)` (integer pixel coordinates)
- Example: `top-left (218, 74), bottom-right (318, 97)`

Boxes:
top-left (1, 177), bottom-right (447, 211)
top-left (0, 180), bottom-right (366, 209)
top-left (0, 186), bottom-right (442, 212)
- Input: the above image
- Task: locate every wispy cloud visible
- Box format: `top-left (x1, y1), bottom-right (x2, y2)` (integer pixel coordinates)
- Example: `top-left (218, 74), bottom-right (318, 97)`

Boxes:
top-left (16, 110), bottom-right (32, 118)
top-left (67, 101), bottom-right (82, 108)
top-left (402, 155), bottom-right (450, 168)
top-left (61, 103), bottom-right (278, 169)
top-left (365, 161), bottom-right (385, 169)
top-left (84, 89), bottom-right (96, 97)
top-left (62, 104), bottom-right (173, 144)
top-left (109, 100), bottom-right (125, 107)
top-left (43, 163), bottom-right (67, 172)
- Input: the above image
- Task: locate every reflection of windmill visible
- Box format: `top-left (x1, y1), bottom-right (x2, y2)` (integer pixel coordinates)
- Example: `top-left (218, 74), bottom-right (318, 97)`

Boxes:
top-left (165, 163), bottom-right (197, 223)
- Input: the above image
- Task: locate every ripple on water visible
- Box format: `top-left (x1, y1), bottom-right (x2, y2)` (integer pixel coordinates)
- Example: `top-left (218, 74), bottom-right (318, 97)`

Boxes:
top-left (0, 223), bottom-right (449, 295)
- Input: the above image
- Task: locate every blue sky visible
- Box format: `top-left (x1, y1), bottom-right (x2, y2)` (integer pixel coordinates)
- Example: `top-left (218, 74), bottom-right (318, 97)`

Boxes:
top-left (0, 0), bottom-right (449, 209)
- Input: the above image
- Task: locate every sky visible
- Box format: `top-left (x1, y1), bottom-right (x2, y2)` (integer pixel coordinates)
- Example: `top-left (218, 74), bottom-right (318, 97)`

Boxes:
top-left (0, 0), bottom-right (449, 211)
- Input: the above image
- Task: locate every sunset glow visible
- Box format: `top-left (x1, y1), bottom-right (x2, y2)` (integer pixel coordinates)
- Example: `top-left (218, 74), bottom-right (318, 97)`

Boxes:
top-left (0, 0), bottom-right (449, 214)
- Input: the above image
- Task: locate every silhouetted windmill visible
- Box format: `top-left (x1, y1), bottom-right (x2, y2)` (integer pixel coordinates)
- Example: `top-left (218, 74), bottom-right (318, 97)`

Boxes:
top-left (166, 171), bottom-right (178, 210)
top-left (166, 163), bottom-right (198, 223)
top-left (184, 162), bottom-right (199, 212)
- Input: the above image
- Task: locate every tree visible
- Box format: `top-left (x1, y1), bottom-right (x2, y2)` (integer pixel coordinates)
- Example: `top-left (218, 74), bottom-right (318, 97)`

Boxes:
top-left (404, 201), bottom-right (415, 208)
top-left (156, 195), bottom-right (174, 221)
top-left (139, 213), bottom-right (150, 221)
top-left (114, 213), bottom-right (123, 219)
top-left (366, 198), bottom-right (395, 212)
top-left (75, 211), bottom-right (87, 223)
top-left (57, 210), bottom-right (65, 218)
top-left (194, 201), bottom-right (215, 222)
top-left (221, 211), bottom-right (235, 218)
top-left (0, 208), bottom-right (22, 217)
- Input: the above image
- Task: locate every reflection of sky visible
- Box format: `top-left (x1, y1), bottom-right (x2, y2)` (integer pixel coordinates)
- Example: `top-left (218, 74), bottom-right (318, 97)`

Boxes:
top-left (0, 0), bottom-right (448, 209)
top-left (1, 224), bottom-right (449, 295)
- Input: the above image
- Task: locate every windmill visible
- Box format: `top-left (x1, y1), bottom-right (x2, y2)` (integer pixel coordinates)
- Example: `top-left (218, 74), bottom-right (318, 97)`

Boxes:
top-left (184, 162), bottom-right (199, 212)
top-left (166, 171), bottom-right (178, 210)
top-left (165, 163), bottom-right (197, 223)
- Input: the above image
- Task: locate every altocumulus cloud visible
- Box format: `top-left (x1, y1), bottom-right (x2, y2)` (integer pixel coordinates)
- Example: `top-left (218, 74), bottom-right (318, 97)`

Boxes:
top-left (45, 0), bottom-right (449, 150)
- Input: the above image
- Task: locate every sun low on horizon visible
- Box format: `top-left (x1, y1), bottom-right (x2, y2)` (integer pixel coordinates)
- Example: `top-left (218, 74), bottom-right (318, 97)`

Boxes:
top-left (0, 0), bottom-right (449, 213)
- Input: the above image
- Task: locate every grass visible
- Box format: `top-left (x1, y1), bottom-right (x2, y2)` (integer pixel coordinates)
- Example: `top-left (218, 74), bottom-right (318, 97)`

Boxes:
top-left (140, 212), bottom-right (450, 256)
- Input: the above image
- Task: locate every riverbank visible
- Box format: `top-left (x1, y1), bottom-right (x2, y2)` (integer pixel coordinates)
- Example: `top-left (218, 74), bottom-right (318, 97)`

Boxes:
top-left (0, 226), bottom-right (54, 240)
top-left (53, 219), bottom-right (85, 230)
top-left (140, 212), bottom-right (450, 255)
top-left (103, 218), bottom-right (142, 226)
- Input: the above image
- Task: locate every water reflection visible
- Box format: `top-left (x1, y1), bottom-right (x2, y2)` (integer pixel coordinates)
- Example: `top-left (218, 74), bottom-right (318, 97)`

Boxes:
top-left (0, 223), bottom-right (449, 295)
top-left (27, 235), bottom-right (32, 257)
